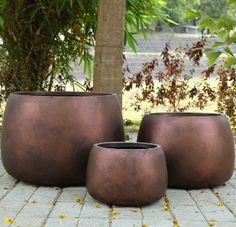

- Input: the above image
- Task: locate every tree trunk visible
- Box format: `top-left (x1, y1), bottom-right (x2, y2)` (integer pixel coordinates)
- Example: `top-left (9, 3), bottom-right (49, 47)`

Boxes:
top-left (93, 0), bottom-right (126, 106)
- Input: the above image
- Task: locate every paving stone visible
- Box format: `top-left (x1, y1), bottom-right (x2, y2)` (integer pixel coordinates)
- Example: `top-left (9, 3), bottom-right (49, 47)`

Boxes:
top-left (178, 221), bottom-right (209, 227)
top-left (45, 217), bottom-right (78, 227)
top-left (142, 219), bottom-right (173, 227)
top-left (190, 189), bottom-right (236, 222)
top-left (15, 182), bottom-right (38, 191)
top-left (2, 187), bottom-right (35, 202)
top-left (0, 188), bottom-right (11, 201)
top-left (0, 174), bottom-right (17, 189)
top-left (0, 201), bottom-right (26, 213)
top-left (0, 160), bottom-right (6, 176)
top-left (142, 205), bottom-right (172, 220)
top-left (11, 217), bottom-right (45, 227)
top-left (213, 221), bottom-right (236, 227)
top-left (171, 205), bottom-right (206, 221)
top-left (49, 202), bottom-right (82, 218)
top-left (78, 218), bottom-right (109, 227)
top-left (29, 187), bottom-right (60, 204)
top-left (214, 184), bottom-right (236, 216)
top-left (80, 202), bottom-right (109, 219)
top-left (110, 219), bottom-right (142, 227)
top-left (229, 178), bottom-right (236, 189)
top-left (214, 184), bottom-right (236, 196)
top-left (189, 189), bottom-right (220, 203)
top-left (0, 210), bottom-right (19, 225)
top-left (17, 203), bottom-right (53, 218)
top-left (200, 207), bottom-right (236, 222)
top-left (233, 170), bottom-right (236, 177)
top-left (142, 199), bottom-right (172, 221)
top-left (111, 207), bottom-right (142, 220)
top-left (58, 188), bottom-right (86, 203)
top-left (167, 189), bottom-right (196, 207)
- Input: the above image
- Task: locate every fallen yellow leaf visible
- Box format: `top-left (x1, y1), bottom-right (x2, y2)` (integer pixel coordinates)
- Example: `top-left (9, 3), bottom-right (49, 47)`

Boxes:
top-left (217, 200), bottom-right (224, 206)
top-left (173, 219), bottom-right (179, 227)
top-left (3, 217), bottom-right (14, 224)
top-left (75, 197), bottom-right (85, 205)
top-left (209, 219), bottom-right (216, 227)
top-left (58, 214), bottom-right (69, 219)
top-left (163, 205), bottom-right (170, 212)
top-left (143, 224), bottom-right (148, 227)
top-left (111, 210), bottom-right (120, 217)
top-left (94, 202), bottom-right (101, 208)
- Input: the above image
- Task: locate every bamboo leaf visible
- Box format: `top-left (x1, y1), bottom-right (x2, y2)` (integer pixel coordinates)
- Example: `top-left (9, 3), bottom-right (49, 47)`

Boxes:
top-left (224, 47), bottom-right (234, 56)
top-left (125, 31), bottom-right (138, 53)
top-left (212, 42), bottom-right (225, 48)
top-left (205, 50), bottom-right (222, 65)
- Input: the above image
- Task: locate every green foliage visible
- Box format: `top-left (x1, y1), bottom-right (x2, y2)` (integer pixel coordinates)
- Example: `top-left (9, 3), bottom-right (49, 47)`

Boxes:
top-left (164, 0), bottom-right (200, 24)
top-left (183, 9), bottom-right (200, 21)
top-left (165, 0), bottom-right (228, 25)
top-left (0, 0), bottom-right (170, 105)
top-left (125, 0), bottom-right (174, 52)
top-left (184, 0), bottom-right (236, 66)
top-left (0, 0), bottom-right (97, 102)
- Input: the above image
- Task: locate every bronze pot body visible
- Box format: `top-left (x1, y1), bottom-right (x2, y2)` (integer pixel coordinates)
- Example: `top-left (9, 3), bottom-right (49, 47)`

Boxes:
top-left (1, 92), bottom-right (124, 186)
top-left (137, 113), bottom-right (235, 189)
top-left (86, 142), bottom-right (167, 206)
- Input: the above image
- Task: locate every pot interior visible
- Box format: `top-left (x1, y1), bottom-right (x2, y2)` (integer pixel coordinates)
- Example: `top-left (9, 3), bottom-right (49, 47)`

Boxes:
top-left (97, 142), bottom-right (157, 149)
top-left (13, 91), bottom-right (112, 97)
top-left (149, 112), bottom-right (221, 117)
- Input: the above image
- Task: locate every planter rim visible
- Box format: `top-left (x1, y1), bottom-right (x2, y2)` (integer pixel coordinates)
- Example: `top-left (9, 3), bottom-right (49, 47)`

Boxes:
top-left (94, 142), bottom-right (160, 150)
top-left (11, 91), bottom-right (115, 97)
top-left (147, 112), bottom-right (223, 117)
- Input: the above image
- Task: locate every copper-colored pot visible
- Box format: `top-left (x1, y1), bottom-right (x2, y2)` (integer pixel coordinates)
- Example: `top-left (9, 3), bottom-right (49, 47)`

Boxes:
top-left (86, 142), bottom-right (167, 206)
top-left (1, 92), bottom-right (124, 186)
top-left (137, 112), bottom-right (235, 189)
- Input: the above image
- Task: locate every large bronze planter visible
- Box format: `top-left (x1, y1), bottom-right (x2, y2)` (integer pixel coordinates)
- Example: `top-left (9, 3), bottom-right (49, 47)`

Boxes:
top-left (86, 142), bottom-right (167, 206)
top-left (1, 92), bottom-right (124, 186)
top-left (137, 112), bottom-right (235, 189)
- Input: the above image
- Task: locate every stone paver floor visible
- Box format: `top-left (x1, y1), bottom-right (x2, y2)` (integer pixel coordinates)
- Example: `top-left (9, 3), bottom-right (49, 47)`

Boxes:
top-left (0, 149), bottom-right (236, 227)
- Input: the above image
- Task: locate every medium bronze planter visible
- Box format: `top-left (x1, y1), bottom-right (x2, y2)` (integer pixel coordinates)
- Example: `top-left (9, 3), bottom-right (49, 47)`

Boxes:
top-left (1, 92), bottom-right (124, 186)
top-left (86, 142), bottom-right (167, 206)
top-left (138, 112), bottom-right (235, 189)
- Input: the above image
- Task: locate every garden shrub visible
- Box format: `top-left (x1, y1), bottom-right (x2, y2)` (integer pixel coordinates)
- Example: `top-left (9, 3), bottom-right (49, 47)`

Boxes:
top-left (123, 40), bottom-right (236, 131)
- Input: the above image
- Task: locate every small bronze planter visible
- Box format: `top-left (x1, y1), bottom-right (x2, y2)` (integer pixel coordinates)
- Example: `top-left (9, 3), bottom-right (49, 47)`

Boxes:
top-left (1, 92), bottom-right (124, 186)
top-left (86, 142), bottom-right (167, 206)
top-left (138, 112), bottom-right (235, 189)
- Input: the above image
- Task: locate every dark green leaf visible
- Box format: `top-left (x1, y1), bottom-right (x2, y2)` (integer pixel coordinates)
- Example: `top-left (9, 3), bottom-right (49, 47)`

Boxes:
top-left (224, 47), bottom-right (234, 56)
top-left (125, 31), bottom-right (138, 53)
